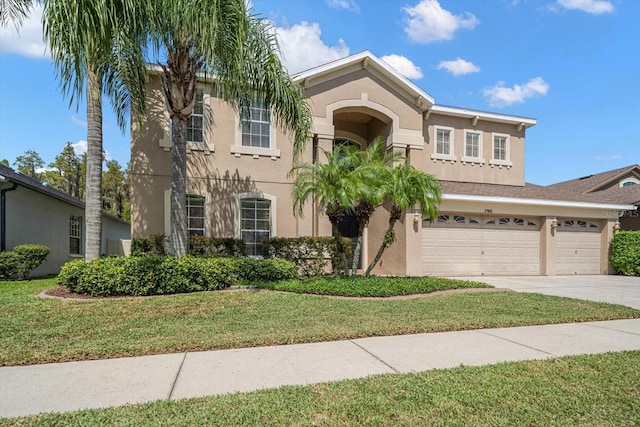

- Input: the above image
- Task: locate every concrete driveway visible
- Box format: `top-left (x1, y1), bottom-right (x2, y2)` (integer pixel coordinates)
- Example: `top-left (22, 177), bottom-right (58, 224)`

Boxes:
top-left (457, 275), bottom-right (640, 309)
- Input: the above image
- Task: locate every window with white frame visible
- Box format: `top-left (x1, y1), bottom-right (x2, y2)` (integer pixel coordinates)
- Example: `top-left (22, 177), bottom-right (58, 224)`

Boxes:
top-left (493, 135), bottom-right (508, 161)
top-left (241, 99), bottom-right (270, 148)
top-left (69, 215), bottom-right (81, 255)
top-left (187, 90), bottom-right (204, 143)
top-left (465, 131), bottom-right (481, 158)
top-left (186, 195), bottom-right (205, 236)
top-left (240, 198), bottom-right (271, 256)
top-left (620, 178), bottom-right (639, 187)
top-left (436, 128), bottom-right (452, 156)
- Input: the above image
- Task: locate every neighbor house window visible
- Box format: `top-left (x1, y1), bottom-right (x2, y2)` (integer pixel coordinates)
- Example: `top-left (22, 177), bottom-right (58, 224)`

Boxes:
top-left (622, 181), bottom-right (637, 187)
top-left (465, 131), bottom-right (481, 158)
top-left (436, 128), bottom-right (452, 156)
top-left (187, 195), bottom-right (205, 236)
top-left (241, 99), bottom-right (270, 148)
top-left (240, 198), bottom-right (271, 256)
top-left (69, 215), bottom-right (81, 255)
top-left (493, 135), bottom-right (508, 161)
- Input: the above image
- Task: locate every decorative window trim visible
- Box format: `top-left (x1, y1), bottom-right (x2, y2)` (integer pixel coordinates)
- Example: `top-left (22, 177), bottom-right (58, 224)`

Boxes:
top-left (620, 177), bottom-right (640, 187)
top-left (232, 101), bottom-right (280, 159)
top-left (461, 129), bottom-right (484, 165)
top-left (431, 126), bottom-right (456, 163)
top-left (430, 214), bottom-right (540, 230)
top-left (556, 218), bottom-right (601, 232)
top-left (489, 133), bottom-right (512, 168)
top-left (235, 192), bottom-right (277, 257)
top-left (159, 87), bottom-right (214, 154)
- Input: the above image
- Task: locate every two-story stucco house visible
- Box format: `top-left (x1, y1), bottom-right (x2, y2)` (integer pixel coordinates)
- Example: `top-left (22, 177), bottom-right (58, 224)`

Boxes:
top-left (131, 51), bottom-right (636, 276)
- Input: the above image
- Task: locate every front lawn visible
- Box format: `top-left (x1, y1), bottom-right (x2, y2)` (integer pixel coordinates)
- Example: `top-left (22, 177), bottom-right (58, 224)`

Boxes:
top-left (5, 351), bottom-right (639, 426)
top-left (2, 278), bottom-right (639, 366)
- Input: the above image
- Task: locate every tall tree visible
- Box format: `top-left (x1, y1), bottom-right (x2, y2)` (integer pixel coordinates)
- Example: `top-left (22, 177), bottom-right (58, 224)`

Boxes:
top-left (42, 142), bottom-right (84, 198)
top-left (365, 163), bottom-right (442, 276)
top-left (43, 0), bottom-right (147, 261)
top-left (292, 145), bottom-right (362, 275)
top-left (0, 0), bottom-right (32, 28)
top-left (13, 149), bottom-right (44, 180)
top-left (102, 160), bottom-right (127, 218)
top-left (0, 159), bottom-right (9, 167)
top-left (146, 0), bottom-right (312, 257)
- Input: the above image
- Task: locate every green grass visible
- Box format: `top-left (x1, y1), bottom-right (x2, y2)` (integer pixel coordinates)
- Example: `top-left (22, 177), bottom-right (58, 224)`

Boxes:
top-left (254, 275), bottom-right (492, 297)
top-left (1, 278), bottom-right (639, 366)
top-left (4, 351), bottom-right (639, 426)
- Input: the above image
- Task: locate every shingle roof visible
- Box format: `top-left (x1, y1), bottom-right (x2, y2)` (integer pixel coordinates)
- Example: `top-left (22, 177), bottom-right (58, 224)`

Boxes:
top-left (0, 164), bottom-right (130, 224)
top-left (440, 180), bottom-right (609, 203)
top-left (546, 164), bottom-right (640, 194)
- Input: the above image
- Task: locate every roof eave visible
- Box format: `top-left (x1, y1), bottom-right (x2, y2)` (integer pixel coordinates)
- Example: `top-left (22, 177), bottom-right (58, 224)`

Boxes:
top-left (429, 105), bottom-right (537, 128)
top-left (443, 193), bottom-right (636, 211)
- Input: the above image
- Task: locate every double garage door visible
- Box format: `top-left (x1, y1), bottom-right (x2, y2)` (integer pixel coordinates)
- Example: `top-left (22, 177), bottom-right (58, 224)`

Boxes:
top-left (422, 214), bottom-right (603, 276)
top-left (422, 214), bottom-right (541, 276)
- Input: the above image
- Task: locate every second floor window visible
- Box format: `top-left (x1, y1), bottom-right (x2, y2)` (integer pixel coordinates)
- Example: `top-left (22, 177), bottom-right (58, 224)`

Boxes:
top-left (465, 132), bottom-right (480, 158)
top-left (436, 129), bottom-right (451, 155)
top-left (242, 99), bottom-right (270, 148)
top-left (493, 135), bottom-right (508, 161)
top-left (187, 195), bottom-right (205, 236)
top-left (186, 90), bottom-right (204, 143)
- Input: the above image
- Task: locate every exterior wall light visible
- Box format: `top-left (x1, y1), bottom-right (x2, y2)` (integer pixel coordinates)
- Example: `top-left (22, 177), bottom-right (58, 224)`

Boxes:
top-left (613, 222), bottom-right (621, 233)
top-left (550, 218), bottom-right (559, 232)
top-left (413, 213), bottom-right (421, 225)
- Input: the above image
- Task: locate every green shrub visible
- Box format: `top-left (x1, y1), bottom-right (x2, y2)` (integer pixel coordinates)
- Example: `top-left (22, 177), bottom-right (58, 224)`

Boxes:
top-left (131, 234), bottom-right (166, 256)
top-left (58, 255), bottom-right (298, 297)
top-left (610, 231), bottom-right (640, 276)
top-left (188, 236), bottom-right (245, 257)
top-left (263, 236), bottom-right (352, 276)
top-left (0, 244), bottom-right (50, 280)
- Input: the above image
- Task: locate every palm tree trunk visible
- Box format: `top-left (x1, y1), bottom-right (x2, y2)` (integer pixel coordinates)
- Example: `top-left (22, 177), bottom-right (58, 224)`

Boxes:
top-left (84, 67), bottom-right (103, 261)
top-left (170, 116), bottom-right (188, 257)
top-left (364, 206), bottom-right (402, 276)
top-left (331, 221), bottom-right (349, 276)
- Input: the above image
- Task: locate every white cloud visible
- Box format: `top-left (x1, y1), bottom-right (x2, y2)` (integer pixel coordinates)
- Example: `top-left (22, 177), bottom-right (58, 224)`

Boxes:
top-left (71, 115), bottom-right (87, 129)
top-left (595, 154), bottom-right (623, 161)
top-left (326, 0), bottom-right (360, 12)
top-left (380, 54), bottom-right (423, 79)
top-left (72, 141), bottom-right (88, 156)
top-left (483, 77), bottom-right (549, 107)
top-left (556, 0), bottom-right (614, 14)
top-left (275, 21), bottom-right (350, 74)
top-left (436, 58), bottom-right (480, 76)
top-left (0, 4), bottom-right (48, 58)
top-left (403, 0), bottom-right (479, 44)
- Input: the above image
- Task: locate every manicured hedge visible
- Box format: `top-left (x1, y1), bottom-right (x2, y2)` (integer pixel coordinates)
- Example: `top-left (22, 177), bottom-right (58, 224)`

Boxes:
top-left (263, 236), bottom-right (353, 276)
top-left (58, 255), bottom-right (298, 297)
top-left (610, 231), bottom-right (640, 276)
top-left (0, 244), bottom-right (50, 280)
top-left (130, 234), bottom-right (166, 256)
top-left (189, 236), bottom-right (246, 257)
top-left (254, 275), bottom-right (492, 297)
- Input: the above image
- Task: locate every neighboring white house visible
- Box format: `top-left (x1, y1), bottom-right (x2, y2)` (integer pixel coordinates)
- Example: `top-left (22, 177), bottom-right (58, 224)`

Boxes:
top-left (0, 164), bottom-right (131, 277)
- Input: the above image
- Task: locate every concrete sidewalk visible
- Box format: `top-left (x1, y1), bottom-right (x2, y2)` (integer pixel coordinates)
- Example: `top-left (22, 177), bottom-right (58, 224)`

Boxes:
top-left (2, 318), bottom-right (640, 419)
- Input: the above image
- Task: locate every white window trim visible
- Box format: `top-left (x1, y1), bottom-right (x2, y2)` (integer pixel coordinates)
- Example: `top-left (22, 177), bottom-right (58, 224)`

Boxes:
top-left (489, 132), bottom-right (513, 167)
top-left (461, 129), bottom-right (484, 165)
top-left (430, 126), bottom-right (456, 162)
top-left (69, 215), bottom-right (83, 257)
top-left (620, 177), bottom-right (640, 187)
top-left (164, 189), bottom-right (210, 237)
top-left (235, 192), bottom-right (277, 257)
top-left (159, 87), bottom-right (214, 154)
top-left (232, 106), bottom-right (280, 159)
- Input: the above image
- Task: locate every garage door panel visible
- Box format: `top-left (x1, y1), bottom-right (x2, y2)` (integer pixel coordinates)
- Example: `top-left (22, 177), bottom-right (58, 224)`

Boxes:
top-left (556, 220), bottom-right (601, 275)
top-left (422, 216), bottom-right (540, 276)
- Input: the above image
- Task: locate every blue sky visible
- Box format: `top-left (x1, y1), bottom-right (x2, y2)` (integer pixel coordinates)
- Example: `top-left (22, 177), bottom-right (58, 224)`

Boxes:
top-left (0, 0), bottom-right (638, 184)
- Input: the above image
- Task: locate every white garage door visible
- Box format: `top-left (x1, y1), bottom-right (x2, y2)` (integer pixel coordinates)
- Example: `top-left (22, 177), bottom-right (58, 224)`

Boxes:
top-left (556, 219), bottom-right (602, 275)
top-left (422, 214), bottom-right (541, 276)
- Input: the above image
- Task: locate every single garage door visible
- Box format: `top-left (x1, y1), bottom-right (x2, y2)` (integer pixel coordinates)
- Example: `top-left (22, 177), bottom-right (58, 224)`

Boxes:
top-left (422, 214), bottom-right (541, 276)
top-left (556, 219), bottom-right (602, 275)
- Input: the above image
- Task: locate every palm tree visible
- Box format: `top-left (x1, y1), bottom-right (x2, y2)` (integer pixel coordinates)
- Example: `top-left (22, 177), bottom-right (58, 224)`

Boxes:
top-left (147, 0), bottom-right (312, 257)
top-left (364, 162), bottom-right (442, 276)
top-left (43, 0), bottom-right (147, 261)
top-left (0, 0), bottom-right (32, 28)
top-left (348, 138), bottom-right (403, 274)
top-left (292, 145), bottom-right (362, 275)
